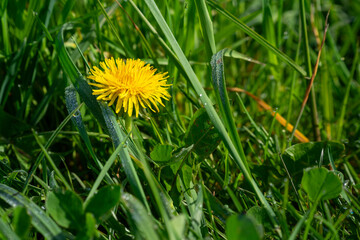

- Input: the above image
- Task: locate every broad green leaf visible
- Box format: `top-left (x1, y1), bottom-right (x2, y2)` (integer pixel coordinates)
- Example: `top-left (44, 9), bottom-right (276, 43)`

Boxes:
top-left (85, 185), bottom-right (121, 222)
top-left (150, 145), bottom-right (174, 163)
top-left (283, 141), bottom-right (345, 178)
top-left (75, 213), bottom-right (97, 240)
top-left (184, 108), bottom-right (221, 158)
top-left (12, 206), bottom-right (31, 239)
top-left (301, 167), bottom-right (342, 201)
top-left (247, 206), bottom-right (271, 229)
top-left (226, 215), bottom-right (263, 240)
top-left (46, 190), bottom-right (84, 229)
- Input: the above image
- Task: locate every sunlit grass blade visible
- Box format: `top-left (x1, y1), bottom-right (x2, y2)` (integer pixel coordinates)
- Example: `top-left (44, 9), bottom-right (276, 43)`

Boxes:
top-left (194, 0), bottom-right (216, 57)
top-left (336, 42), bottom-right (359, 140)
top-left (142, 0), bottom-right (281, 236)
top-left (0, 217), bottom-right (21, 240)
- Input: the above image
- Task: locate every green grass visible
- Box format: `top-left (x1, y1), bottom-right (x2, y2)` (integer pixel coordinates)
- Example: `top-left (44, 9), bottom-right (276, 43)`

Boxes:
top-left (1, 0), bottom-right (360, 239)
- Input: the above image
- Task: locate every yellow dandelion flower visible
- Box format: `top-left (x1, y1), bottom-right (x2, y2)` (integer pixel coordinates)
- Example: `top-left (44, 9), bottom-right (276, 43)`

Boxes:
top-left (88, 58), bottom-right (171, 117)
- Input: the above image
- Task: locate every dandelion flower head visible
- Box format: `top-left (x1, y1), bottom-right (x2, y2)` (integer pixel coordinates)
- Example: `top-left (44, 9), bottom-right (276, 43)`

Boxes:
top-left (88, 58), bottom-right (171, 117)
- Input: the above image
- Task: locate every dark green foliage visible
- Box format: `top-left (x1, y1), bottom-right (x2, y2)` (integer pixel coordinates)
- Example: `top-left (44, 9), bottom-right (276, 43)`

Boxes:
top-left (0, 0), bottom-right (359, 239)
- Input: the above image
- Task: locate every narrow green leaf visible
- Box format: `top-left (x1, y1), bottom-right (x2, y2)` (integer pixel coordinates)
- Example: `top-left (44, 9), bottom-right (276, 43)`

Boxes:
top-left (55, 23), bottom-right (107, 129)
top-left (0, 217), bottom-right (21, 240)
top-left (22, 103), bottom-right (83, 194)
top-left (226, 215), bottom-right (263, 240)
top-left (150, 145), bottom-right (174, 163)
top-left (65, 86), bottom-right (113, 184)
top-left (94, 103), bottom-right (149, 211)
top-left (0, 184), bottom-right (64, 239)
top-left (121, 193), bottom-right (160, 240)
top-left (211, 49), bottom-right (249, 170)
top-left (194, 0), bottom-right (216, 57)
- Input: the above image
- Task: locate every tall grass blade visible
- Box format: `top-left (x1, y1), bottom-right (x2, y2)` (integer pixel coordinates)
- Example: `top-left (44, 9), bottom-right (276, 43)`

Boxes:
top-left (142, 0), bottom-right (281, 236)
top-left (0, 184), bottom-right (64, 239)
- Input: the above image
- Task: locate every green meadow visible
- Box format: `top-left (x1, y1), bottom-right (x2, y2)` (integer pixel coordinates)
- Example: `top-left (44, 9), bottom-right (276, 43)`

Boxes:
top-left (0, 0), bottom-right (359, 239)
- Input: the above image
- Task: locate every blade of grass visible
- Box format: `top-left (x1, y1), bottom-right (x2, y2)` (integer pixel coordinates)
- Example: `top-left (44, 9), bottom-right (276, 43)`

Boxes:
top-left (0, 184), bottom-right (64, 239)
top-left (96, 0), bottom-right (131, 57)
top-left (65, 86), bottom-right (113, 184)
top-left (56, 23), bottom-right (107, 129)
top-left (299, 0), bottom-right (321, 141)
top-left (22, 103), bottom-right (83, 194)
top-left (99, 103), bottom-right (149, 212)
top-left (0, 217), bottom-right (21, 240)
top-left (211, 49), bottom-right (249, 172)
top-left (194, 0), bottom-right (216, 57)
top-left (1, 8), bottom-right (11, 56)
top-left (32, 129), bottom-right (72, 190)
top-left (336, 41), bottom-right (359, 140)
top-left (84, 131), bottom-right (130, 204)
top-left (288, 12), bottom-right (329, 145)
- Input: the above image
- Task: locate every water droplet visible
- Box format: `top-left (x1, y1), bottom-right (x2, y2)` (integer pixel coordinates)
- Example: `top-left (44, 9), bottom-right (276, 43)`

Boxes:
top-left (199, 94), bottom-right (203, 97)
top-left (17, 84), bottom-right (21, 88)
top-left (72, 111), bottom-right (80, 117)
top-left (341, 57), bottom-right (345, 61)
top-left (204, 103), bottom-right (207, 106)
top-left (99, 138), bottom-right (103, 142)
